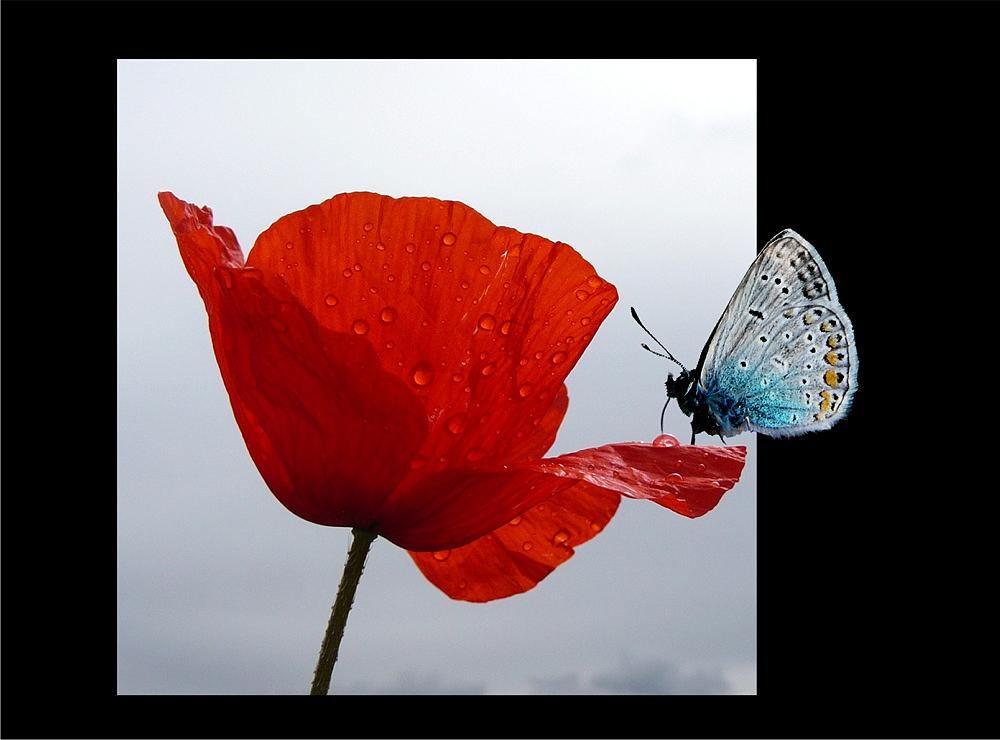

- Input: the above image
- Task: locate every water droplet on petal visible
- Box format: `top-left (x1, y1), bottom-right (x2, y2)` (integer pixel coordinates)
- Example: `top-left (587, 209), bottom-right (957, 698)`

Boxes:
top-left (534, 351), bottom-right (544, 360)
top-left (421, 261), bottom-right (432, 271)
top-left (478, 313), bottom-right (496, 331)
top-left (343, 268), bottom-right (353, 278)
top-left (590, 522), bottom-right (602, 533)
top-left (518, 358), bottom-right (528, 366)
top-left (479, 264), bottom-right (492, 276)
top-left (411, 362), bottom-right (435, 387)
top-left (446, 413), bottom-right (468, 435)
top-left (553, 529), bottom-right (570, 546)
top-left (285, 241), bottom-right (294, 249)
top-left (354, 263), bottom-right (362, 272)
top-left (460, 280), bottom-right (470, 290)
top-left (379, 307), bottom-right (398, 323)
top-left (324, 294), bottom-right (339, 307)
top-left (587, 275), bottom-right (602, 288)
top-left (698, 463), bottom-right (707, 471)
top-left (653, 434), bottom-right (681, 447)
top-left (352, 319), bottom-right (369, 335)
top-left (363, 222), bottom-right (374, 232)
top-left (581, 316), bottom-right (591, 326)
top-left (498, 320), bottom-right (513, 336)
top-left (480, 363), bottom-right (496, 376)
top-left (451, 372), bottom-right (463, 383)
top-left (518, 383), bottom-right (533, 398)
top-left (432, 550), bottom-right (450, 561)
top-left (376, 242), bottom-right (386, 251)
top-left (442, 232), bottom-right (457, 246)
top-left (575, 289), bottom-right (589, 301)
top-left (405, 242), bottom-right (416, 253)
top-left (551, 351), bottom-right (567, 364)
top-left (711, 480), bottom-right (722, 488)
top-left (667, 472), bottom-right (683, 481)
top-left (522, 542), bottom-right (533, 551)
top-left (509, 516), bottom-right (522, 526)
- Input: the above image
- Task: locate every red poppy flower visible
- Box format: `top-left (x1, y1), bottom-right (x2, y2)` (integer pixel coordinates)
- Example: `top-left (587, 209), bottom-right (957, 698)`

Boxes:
top-left (160, 191), bottom-right (746, 603)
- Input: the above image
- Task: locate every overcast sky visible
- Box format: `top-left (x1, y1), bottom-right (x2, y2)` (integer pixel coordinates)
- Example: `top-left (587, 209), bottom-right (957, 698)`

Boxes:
top-left (117, 59), bottom-right (756, 695)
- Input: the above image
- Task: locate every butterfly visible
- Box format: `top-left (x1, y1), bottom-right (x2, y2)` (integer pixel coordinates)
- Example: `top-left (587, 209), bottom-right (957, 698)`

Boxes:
top-left (632, 229), bottom-right (857, 444)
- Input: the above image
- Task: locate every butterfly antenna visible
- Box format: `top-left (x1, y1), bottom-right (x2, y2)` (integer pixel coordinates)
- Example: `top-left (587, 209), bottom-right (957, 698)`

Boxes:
top-left (630, 307), bottom-right (687, 372)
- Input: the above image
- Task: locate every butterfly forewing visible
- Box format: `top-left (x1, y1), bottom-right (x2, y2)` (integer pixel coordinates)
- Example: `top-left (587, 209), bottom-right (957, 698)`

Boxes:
top-left (698, 230), bottom-right (857, 436)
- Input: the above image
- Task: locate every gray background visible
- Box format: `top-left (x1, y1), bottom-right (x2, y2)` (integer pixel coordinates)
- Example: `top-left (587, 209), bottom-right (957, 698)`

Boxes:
top-left (117, 59), bottom-right (756, 694)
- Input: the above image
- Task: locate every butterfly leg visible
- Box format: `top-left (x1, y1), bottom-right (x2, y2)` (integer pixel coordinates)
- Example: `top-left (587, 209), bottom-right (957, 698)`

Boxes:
top-left (717, 434), bottom-right (727, 445)
top-left (690, 430), bottom-right (696, 445)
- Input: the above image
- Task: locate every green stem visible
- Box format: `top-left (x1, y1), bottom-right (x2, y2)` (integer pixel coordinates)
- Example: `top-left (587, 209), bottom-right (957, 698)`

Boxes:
top-left (310, 527), bottom-right (377, 695)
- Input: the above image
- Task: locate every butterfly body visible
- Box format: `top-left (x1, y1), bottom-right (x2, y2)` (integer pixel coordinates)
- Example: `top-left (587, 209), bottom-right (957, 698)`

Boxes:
top-left (649, 229), bottom-right (857, 443)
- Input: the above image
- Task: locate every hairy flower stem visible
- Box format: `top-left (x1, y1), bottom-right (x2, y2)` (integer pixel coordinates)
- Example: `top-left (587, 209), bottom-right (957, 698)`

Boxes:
top-left (310, 528), bottom-right (377, 695)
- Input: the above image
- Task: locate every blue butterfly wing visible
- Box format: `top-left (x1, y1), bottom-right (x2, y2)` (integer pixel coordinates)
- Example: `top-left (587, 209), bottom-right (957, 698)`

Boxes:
top-left (698, 230), bottom-right (858, 437)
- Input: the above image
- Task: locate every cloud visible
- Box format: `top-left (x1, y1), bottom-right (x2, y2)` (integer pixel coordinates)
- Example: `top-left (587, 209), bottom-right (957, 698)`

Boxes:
top-left (331, 671), bottom-right (485, 695)
top-left (531, 657), bottom-right (731, 695)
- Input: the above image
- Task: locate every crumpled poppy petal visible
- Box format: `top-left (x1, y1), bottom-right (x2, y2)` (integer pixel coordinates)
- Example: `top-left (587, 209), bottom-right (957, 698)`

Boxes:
top-left (381, 437), bottom-right (745, 552)
top-left (529, 440), bottom-right (747, 518)
top-left (245, 193), bottom-right (618, 489)
top-left (160, 192), bottom-right (427, 527)
top-left (378, 465), bottom-right (583, 551)
top-left (409, 482), bottom-right (620, 602)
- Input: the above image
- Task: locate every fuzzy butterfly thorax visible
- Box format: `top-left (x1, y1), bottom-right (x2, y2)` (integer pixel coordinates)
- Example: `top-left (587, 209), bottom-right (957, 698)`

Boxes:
top-left (639, 229), bottom-right (857, 444)
top-left (666, 371), bottom-right (719, 439)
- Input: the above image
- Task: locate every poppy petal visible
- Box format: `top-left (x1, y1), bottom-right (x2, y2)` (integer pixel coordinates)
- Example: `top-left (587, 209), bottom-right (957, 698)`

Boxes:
top-left (378, 466), bottom-right (583, 551)
top-left (160, 192), bottom-right (427, 528)
top-left (529, 441), bottom-right (748, 518)
top-left (246, 193), bottom-right (618, 486)
top-left (409, 482), bottom-right (620, 602)
top-left (501, 383), bottom-right (569, 462)
top-left (380, 439), bottom-right (745, 552)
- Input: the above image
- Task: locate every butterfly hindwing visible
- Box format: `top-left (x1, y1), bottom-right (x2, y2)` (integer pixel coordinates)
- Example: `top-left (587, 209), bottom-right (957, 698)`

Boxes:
top-left (697, 230), bottom-right (857, 437)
